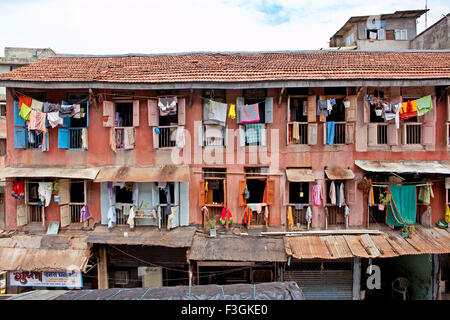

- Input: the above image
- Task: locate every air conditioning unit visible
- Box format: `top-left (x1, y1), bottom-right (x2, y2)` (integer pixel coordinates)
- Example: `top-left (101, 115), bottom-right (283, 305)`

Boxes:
top-left (114, 271), bottom-right (129, 285)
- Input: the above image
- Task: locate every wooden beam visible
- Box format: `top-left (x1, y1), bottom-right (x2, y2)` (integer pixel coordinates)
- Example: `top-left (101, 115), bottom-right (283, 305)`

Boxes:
top-left (262, 229), bottom-right (383, 236)
top-left (352, 257), bottom-right (361, 300)
top-left (97, 246), bottom-right (109, 289)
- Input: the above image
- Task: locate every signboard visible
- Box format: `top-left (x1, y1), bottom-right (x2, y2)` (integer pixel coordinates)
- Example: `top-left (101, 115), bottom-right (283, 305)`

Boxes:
top-left (9, 271), bottom-right (83, 288)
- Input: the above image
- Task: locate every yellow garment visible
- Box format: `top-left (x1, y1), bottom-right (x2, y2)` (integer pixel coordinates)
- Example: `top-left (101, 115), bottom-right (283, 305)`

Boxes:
top-left (19, 103), bottom-right (32, 121)
top-left (287, 206), bottom-right (294, 229)
top-left (292, 122), bottom-right (299, 143)
top-left (228, 103), bottom-right (236, 119)
top-left (445, 205), bottom-right (450, 223)
top-left (400, 100), bottom-right (417, 114)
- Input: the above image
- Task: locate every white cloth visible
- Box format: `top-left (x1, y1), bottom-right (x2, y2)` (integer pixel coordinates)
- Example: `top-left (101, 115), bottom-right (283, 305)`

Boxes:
top-left (305, 206), bottom-right (312, 222)
top-left (158, 182), bottom-right (167, 189)
top-left (329, 181), bottom-right (336, 205)
top-left (208, 100), bottom-right (227, 124)
top-left (338, 183), bottom-right (345, 208)
top-left (47, 111), bottom-right (63, 128)
top-left (344, 205), bottom-right (350, 217)
top-left (107, 206), bottom-right (116, 228)
top-left (167, 206), bottom-right (177, 230)
top-left (38, 182), bottom-right (53, 207)
top-left (127, 206), bottom-right (135, 229)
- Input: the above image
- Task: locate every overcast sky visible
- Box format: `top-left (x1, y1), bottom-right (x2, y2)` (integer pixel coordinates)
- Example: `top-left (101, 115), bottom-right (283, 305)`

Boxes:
top-left (0, 0), bottom-right (448, 55)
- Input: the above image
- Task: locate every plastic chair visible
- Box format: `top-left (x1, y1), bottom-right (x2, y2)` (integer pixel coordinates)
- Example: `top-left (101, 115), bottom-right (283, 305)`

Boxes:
top-left (392, 277), bottom-right (409, 300)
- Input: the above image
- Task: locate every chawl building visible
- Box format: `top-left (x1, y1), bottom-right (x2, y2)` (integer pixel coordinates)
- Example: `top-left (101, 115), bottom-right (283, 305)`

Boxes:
top-left (0, 50), bottom-right (449, 300)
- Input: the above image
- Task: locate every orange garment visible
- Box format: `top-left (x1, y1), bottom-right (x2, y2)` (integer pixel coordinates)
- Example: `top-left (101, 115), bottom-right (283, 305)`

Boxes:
top-left (399, 100), bottom-right (417, 120)
top-left (19, 95), bottom-right (32, 111)
top-left (242, 206), bottom-right (252, 225)
top-left (368, 178), bottom-right (374, 205)
top-left (287, 206), bottom-right (294, 229)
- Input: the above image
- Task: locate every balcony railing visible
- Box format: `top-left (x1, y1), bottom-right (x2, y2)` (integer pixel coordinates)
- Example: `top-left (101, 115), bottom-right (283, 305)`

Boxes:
top-left (402, 123), bottom-right (422, 145)
top-left (376, 123), bottom-right (388, 145)
top-left (287, 122), bottom-right (308, 145)
top-left (291, 206), bottom-right (308, 226)
top-left (324, 122), bottom-right (346, 145)
top-left (70, 204), bottom-right (84, 223)
top-left (326, 206), bottom-right (345, 225)
top-left (27, 131), bottom-right (43, 149)
top-left (69, 128), bottom-right (82, 149)
top-left (158, 125), bottom-right (178, 148)
top-left (115, 127), bottom-right (135, 149)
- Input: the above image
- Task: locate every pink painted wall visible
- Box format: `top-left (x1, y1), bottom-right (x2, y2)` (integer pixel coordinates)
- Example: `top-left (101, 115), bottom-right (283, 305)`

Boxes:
top-left (4, 87), bottom-right (449, 229)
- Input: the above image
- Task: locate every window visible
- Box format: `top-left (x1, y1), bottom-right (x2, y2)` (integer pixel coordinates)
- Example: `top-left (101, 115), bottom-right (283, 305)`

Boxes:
top-left (26, 181), bottom-right (43, 223)
top-left (103, 99), bottom-right (139, 150)
top-left (324, 98), bottom-right (347, 145)
top-left (0, 103), bottom-right (6, 116)
top-left (147, 95), bottom-right (186, 149)
top-left (158, 182), bottom-right (177, 227)
top-left (59, 93), bottom-right (89, 150)
top-left (201, 89), bottom-right (227, 147)
top-left (68, 180), bottom-right (86, 223)
top-left (287, 97), bottom-right (308, 145)
top-left (13, 92), bottom-right (48, 150)
top-left (394, 29), bottom-right (408, 40)
top-left (237, 89), bottom-right (273, 147)
top-left (199, 168), bottom-right (226, 223)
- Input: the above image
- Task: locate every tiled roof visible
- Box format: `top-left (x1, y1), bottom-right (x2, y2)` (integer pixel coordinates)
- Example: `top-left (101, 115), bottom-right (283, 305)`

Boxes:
top-left (0, 51), bottom-right (449, 83)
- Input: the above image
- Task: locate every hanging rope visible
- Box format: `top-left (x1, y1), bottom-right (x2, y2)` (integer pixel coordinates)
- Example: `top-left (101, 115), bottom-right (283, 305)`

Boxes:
top-left (387, 186), bottom-right (406, 225)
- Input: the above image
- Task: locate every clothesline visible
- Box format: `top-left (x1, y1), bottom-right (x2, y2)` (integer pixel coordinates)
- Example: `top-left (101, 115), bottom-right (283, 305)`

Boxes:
top-left (371, 183), bottom-right (433, 188)
top-left (14, 90), bottom-right (89, 106)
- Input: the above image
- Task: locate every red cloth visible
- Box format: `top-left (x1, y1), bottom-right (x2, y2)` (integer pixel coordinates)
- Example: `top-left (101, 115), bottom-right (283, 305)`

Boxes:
top-left (18, 95), bottom-right (32, 110)
top-left (220, 206), bottom-right (232, 224)
top-left (12, 181), bottom-right (24, 200)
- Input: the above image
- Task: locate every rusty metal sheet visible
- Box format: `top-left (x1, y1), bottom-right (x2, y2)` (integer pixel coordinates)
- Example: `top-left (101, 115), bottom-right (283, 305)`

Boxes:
top-left (369, 235), bottom-right (398, 258)
top-left (324, 167), bottom-right (355, 180)
top-left (94, 165), bottom-right (190, 182)
top-left (355, 160), bottom-right (450, 174)
top-left (322, 236), bottom-right (353, 259)
top-left (189, 234), bottom-right (286, 262)
top-left (285, 169), bottom-right (315, 182)
top-left (0, 247), bottom-right (90, 272)
top-left (285, 236), bottom-right (333, 260)
top-left (0, 166), bottom-right (99, 180)
top-left (87, 225), bottom-right (196, 248)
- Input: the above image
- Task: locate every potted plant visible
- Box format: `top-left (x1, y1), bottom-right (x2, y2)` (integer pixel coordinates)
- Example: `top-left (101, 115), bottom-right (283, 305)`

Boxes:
top-left (136, 201), bottom-right (149, 216)
top-left (378, 191), bottom-right (391, 211)
top-left (206, 219), bottom-right (216, 238)
top-left (401, 224), bottom-right (409, 238)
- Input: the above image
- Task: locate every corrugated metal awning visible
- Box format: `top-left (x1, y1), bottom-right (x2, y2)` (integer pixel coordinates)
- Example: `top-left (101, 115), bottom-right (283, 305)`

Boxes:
top-left (94, 165), bottom-right (190, 182)
top-left (284, 224), bottom-right (450, 260)
top-left (86, 225), bottom-right (196, 248)
top-left (355, 160), bottom-right (450, 174)
top-left (0, 166), bottom-right (99, 180)
top-left (286, 169), bottom-right (315, 182)
top-left (0, 234), bottom-right (91, 272)
top-left (188, 234), bottom-right (287, 262)
top-left (324, 167), bottom-right (355, 180)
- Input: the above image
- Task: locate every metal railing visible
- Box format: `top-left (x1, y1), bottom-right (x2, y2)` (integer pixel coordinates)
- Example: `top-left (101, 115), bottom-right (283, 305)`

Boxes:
top-left (69, 128), bottom-right (82, 149)
top-left (402, 122), bottom-right (422, 145)
top-left (287, 122), bottom-right (308, 144)
top-left (333, 122), bottom-right (346, 145)
top-left (70, 204), bottom-right (84, 223)
top-left (158, 125), bottom-right (178, 148)
top-left (376, 123), bottom-right (388, 145)
top-left (327, 206), bottom-right (345, 225)
top-left (29, 205), bottom-right (42, 222)
top-left (292, 206), bottom-right (308, 225)
top-left (27, 131), bottom-right (43, 149)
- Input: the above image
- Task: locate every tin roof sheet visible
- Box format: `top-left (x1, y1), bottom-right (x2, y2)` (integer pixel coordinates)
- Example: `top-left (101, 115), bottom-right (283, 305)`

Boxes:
top-left (0, 166), bottom-right (99, 180)
top-left (286, 169), bottom-right (315, 182)
top-left (284, 224), bottom-right (450, 260)
top-left (354, 160), bottom-right (450, 174)
top-left (94, 165), bottom-right (190, 182)
top-left (324, 167), bottom-right (355, 180)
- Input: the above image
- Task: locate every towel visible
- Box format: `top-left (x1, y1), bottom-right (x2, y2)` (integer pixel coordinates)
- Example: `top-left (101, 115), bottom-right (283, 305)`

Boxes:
top-left (47, 111), bottom-right (63, 128)
top-left (240, 103), bottom-right (260, 123)
top-left (127, 206), bottom-right (136, 229)
top-left (38, 182), bottom-right (53, 207)
top-left (245, 123), bottom-right (262, 144)
top-left (19, 103), bottom-right (32, 121)
top-left (287, 206), bottom-right (294, 229)
top-left (30, 99), bottom-right (44, 112)
top-left (208, 100), bottom-right (228, 124)
top-left (416, 95), bottom-right (433, 117)
top-left (326, 121), bottom-right (335, 146)
top-left (124, 127), bottom-right (135, 149)
top-left (28, 110), bottom-right (47, 134)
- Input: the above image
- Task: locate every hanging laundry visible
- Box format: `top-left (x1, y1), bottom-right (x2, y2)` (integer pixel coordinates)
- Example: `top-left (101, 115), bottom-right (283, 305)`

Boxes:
top-left (243, 185), bottom-right (250, 200)
top-left (316, 100), bottom-right (328, 117)
top-left (326, 121), bottom-right (335, 146)
top-left (386, 185), bottom-right (417, 227)
top-left (81, 128), bottom-right (88, 150)
top-left (247, 203), bottom-right (257, 212)
top-left (30, 99), bottom-right (44, 112)
top-left (228, 103), bottom-right (236, 119)
top-left (38, 182), bottom-right (53, 207)
top-left (109, 128), bottom-right (117, 152)
top-left (41, 132), bottom-right (49, 152)
top-left (126, 206), bottom-right (135, 228)
top-left (28, 110), bottom-right (47, 134)
top-left (59, 105), bottom-right (73, 118)
top-left (219, 207), bottom-right (232, 225)
top-left (164, 184), bottom-right (172, 216)
top-left (158, 182), bottom-right (167, 189)
top-left (19, 103), bottom-right (32, 121)
top-left (287, 206), bottom-right (294, 229)
top-left (418, 181), bottom-right (434, 205)
top-left (175, 127), bottom-right (185, 148)
top-left (399, 100), bottom-right (418, 120)
top-left (294, 203), bottom-right (305, 210)
top-left (245, 123), bottom-right (262, 144)
top-left (80, 205), bottom-right (91, 223)
top-left (345, 205), bottom-right (350, 217)
top-left (11, 181), bottom-right (24, 200)
top-left (240, 103), bottom-right (260, 123)
top-left (42, 102), bottom-right (60, 113)
top-left (292, 122), bottom-right (300, 144)
top-left (305, 206), bottom-right (312, 222)
top-left (329, 181), bottom-right (336, 205)
top-left (264, 206), bottom-right (269, 220)
top-left (208, 100), bottom-right (228, 124)
top-left (19, 95), bottom-right (32, 111)
top-left (71, 104), bottom-right (81, 119)
top-left (416, 95), bottom-right (433, 117)
top-left (242, 206), bottom-right (252, 227)
top-left (107, 206), bottom-right (117, 228)
top-left (158, 97), bottom-right (177, 116)
top-left (47, 111), bottom-right (63, 128)
top-left (338, 182), bottom-right (345, 208)
top-left (311, 184), bottom-right (323, 206)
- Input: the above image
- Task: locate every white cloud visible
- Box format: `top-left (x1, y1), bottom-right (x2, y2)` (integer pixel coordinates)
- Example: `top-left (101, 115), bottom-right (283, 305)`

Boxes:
top-left (0, 0), bottom-right (447, 55)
